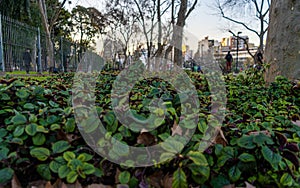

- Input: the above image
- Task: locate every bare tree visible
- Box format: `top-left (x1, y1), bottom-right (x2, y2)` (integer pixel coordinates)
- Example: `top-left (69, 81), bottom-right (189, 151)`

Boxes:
top-left (215, 0), bottom-right (270, 51)
top-left (165, 0), bottom-right (198, 66)
top-left (37, 0), bottom-right (67, 69)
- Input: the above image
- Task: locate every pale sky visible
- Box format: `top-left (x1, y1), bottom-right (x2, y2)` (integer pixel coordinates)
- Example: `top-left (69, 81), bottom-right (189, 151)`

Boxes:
top-left (65, 0), bottom-right (262, 51)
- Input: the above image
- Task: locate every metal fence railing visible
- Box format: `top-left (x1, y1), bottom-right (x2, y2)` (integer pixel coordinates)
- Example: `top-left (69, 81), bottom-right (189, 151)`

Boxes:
top-left (0, 14), bottom-right (88, 73)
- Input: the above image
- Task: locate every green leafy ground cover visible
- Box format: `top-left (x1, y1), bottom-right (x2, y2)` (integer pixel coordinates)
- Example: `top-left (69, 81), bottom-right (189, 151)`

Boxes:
top-left (0, 68), bottom-right (299, 187)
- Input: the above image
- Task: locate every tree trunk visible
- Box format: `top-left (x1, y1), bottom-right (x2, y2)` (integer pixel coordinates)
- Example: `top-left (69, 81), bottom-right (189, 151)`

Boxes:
top-left (38, 0), bottom-right (54, 69)
top-left (264, 0), bottom-right (300, 82)
top-left (173, 0), bottom-right (187, 67)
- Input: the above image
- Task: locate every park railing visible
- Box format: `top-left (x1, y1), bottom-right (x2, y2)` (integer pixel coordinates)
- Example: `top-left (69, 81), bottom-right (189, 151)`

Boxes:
top-left (0, 14), bottom-right (88, 73)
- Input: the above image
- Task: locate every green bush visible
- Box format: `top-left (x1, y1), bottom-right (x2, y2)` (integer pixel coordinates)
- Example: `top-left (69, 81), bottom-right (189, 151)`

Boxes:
top-left (0, 68), bottom-right (299, 187)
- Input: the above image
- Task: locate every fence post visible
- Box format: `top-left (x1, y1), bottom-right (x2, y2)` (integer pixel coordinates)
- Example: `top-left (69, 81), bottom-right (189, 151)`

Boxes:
top-left (60, 36), bottom-right (64, 72)
top-left (37, 27), bottom-right (42, 73)
top-left (0, 14), bottom-right (5, 72)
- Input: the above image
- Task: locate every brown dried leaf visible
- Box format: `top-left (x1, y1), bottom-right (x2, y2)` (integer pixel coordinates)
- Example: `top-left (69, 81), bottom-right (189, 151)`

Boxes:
top-left (85, 184), bottom-right (113, 188)
top-left (292, 120), bottom-right (300, 127)
top-left (137, 132), bottom-right (156, 146)
top-left (51, 179), bottom-right (63, 188)
top-left (245, 181), bottom-right (256, 188)
top-left (148, 171), bottom-right (164, 188)
top-left (45, 182), bottom-right (53, 188)
top-left (27, 180), bottom-right (48, 188)
top-left (222, 184), bottom-right (235, 188)
top-left (114, 168), bottom-right (121, 184)
top-left (213, 127), bottom-right (228, 146)
top-left (248, 130), bottom-right (271, 136)
top-left (171, 121), bottom-right (182, 136)
top-left (60, 180), bottom-right (82, 188)
top-left (161, 174), bottom-right (172, 188)
top-left (11, 174), bottom-right (21, 188)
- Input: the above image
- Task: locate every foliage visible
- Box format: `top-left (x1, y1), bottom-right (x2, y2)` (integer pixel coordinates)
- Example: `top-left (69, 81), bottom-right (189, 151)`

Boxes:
top-left (0, 67), bottom-right (299, 187)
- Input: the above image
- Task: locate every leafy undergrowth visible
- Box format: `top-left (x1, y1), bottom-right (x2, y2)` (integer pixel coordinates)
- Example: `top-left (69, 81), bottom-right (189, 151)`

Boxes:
top-left (0, 67), bottom-right (299, 188)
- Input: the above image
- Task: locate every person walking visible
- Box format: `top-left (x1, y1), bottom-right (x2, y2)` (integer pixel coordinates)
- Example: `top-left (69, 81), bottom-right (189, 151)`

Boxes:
top-left (225, 51), bottom-right (233, 73)
top-left (23, 48), bottom-right (32, 74)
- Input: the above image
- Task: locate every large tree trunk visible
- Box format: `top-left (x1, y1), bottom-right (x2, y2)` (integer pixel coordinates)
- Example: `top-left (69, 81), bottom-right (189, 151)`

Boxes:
top-left (173, 0), bottom-right (187, 67)
top-left (264, 0), bottom-right (300, 82)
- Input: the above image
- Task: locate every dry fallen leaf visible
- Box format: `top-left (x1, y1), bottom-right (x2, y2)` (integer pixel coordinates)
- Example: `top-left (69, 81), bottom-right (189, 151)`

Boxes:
top-left (213, 127), bottom-right (228, 146)
top-left (137, 132), bottom-right (156, 146)
top-left (161, 174), bottom-right (172, 188)
top-left (148, 171), bottom-right (164, 188)
top-left (171, 121), bottom-right (183, 136)
top-left (292, 120), bottom-right (300, 127)
top-left (114, 168), bottom-right (121, 184)
top-left (222, 184), bottom-right (235, 188)
top-left (11, 174), bottom-right (22, 188)
top-left (84, 185), bottom-right (113, 188)
top-left (245, 181), bottom-right (256, 188)
top-left (248, 130), bottom-right (271, 136)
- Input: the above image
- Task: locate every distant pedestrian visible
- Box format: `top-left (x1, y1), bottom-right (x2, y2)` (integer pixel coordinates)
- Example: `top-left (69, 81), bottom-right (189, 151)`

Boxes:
top-left (256, 50), bottom-right (263, 65)
top-left (255, 50), bottom-right (263, 70)
top-left (23, 48), bottom-right (32, 74)
top-left (225, 51), bottom-right (233, 73)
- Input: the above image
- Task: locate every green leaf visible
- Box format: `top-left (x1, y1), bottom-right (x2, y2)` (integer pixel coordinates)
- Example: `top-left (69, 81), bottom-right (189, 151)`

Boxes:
top-left (50, 124), bottom-right (61, 131)
top-left (66, 171), bottom-right (78, 183)
top-left (1, 93), bottom-right (10, 100)
top-left (188, 151), bottom-right (208, 166)
top-left (112, 141), bottom-right (129, 157)
top-left (16, 88), bottom-right (29, 99)
top-left (36, 126), bottom-right (49, 133)
top-left (82, 163), bottom-right (95, 175)
top-left (30, 147), bottom-right (50, 161)
top-left (49, 100), bottom-right (59, 108)
top-left (50, 157), bottom-right (67, 173)
top-left (104, 111), bottom-right (118, 133)
top-left (210, 175), bottom-right (231, 188)
top-left (228, 165), bottom-right (241, 182)
top-left (0, 128), bottom-right (8, 138)
top-left (161, 138), bottom-right (184, 154)
top-left (0, 147), bottom-right (9, 160)
top-left (238, 153), bottom-right (256, 162)
top-left (63, 151), bottom-right (76, 161)
top-left (77, 153), bottom-right (93, 162)
top-left (217, 155), bottom-right (231, 167)
top-left (198, 119), bottom-right (208, 133)
top-left (82, 116), bottom-right (99, 133)
top-left (25, 123), bottom-right (37, 136)
top-left (93, 168), bottom-right (104, 178)
top-left (172, 168), bottom-right (188, 188)
top-left (47, 115), bottom-right (59, 124)
top-left (261, 146), bottom-right (282, 170)
top-left (10, 137), bottom-right (23, 145)
top-left (253, 133), bottom-right (274, 146)
top-left (24, 103), bottom-right (35, 110)
top-left (0, 168), bottom-right (14, 184)
top-left (58, 165), bottom-right (71, 179)
top-left (29, 114), bottom-right (37, 123)
top-left (237, 135), bottom-right (256, 149)
top-left (32, 133), bottom-right (46, 145)
top-left (188, 163), bottom-right (210, 182)
top-left (11, 114), bottom-right (27, 125)
top-left (119, 171), bottom-right (131, 184)
top-left (52, 141), bottom-right (70, 154)
top-left (215, 144), bottom-right (223, 156)
top-left (280, 173), bottom-right (293, 186)
top-left (37, 164), bottom-right (51, 180)
top-left (64, 118), bottom-right (75, 132)
top-left (13, 126), bottom-right (25, 137)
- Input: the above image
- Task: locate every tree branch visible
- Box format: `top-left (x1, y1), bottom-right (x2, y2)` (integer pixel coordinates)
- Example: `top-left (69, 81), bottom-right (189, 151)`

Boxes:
top-left (185, 0), bottom-right (198, 20)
